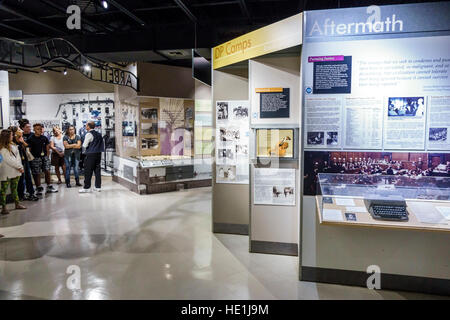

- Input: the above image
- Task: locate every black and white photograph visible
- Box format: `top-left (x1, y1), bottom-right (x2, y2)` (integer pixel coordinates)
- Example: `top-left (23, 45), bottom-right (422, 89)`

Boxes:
top-left (235, 144), bottom-right (248, 155)
top-left (272, 186), bottom-right (295, 201)
top-left (141, 138), bottom-right (159, 150)
top-left (218, 148), bottom-right (234, 161)
top-left (387, 97), bottom-right (425, 118)
top-left (232, 105), bottom-right (249, 119)
top-left (141, 108), bottom-right (158, 120)
top-left (429, 127), bottom-right (447, 141)
top-left (216, 165), bottom-right (236, 182)
top-left (217, 102), bottom-right (228, 120)
top-left (122, 121), bottom-right (136, 137)
top-left (307, 132), bottom-right (324, 145)
top-left (326, 131), bottom-right (338, 146)
top-left (141, 122), bottom-right (158, 135)
top-left (220, 127), bottom-right (240, 141)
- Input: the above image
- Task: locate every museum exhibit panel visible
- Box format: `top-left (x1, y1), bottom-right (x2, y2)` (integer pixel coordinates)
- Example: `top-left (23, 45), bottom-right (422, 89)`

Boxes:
top-left (113, 62), bottom-right (212, 194)
top-left (299, 2), bottom-right (450, 295)
top-left (212, 63), bottom-right (250, 234)
top-left (211, 13), bottom-right (304, 255)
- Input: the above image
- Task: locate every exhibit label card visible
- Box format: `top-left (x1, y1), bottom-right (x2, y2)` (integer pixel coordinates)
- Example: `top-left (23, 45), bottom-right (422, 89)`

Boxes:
top-left (259, 88), bottom-right (290, 118)
top-left (253, 168), bottom-right (296, 206)
top-left (323, 209), bottom-right (344, 221)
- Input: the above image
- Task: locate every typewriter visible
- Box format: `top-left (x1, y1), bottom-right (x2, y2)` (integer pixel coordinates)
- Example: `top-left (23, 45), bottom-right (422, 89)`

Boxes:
top-left (364, 196), bottom-right (409, 222)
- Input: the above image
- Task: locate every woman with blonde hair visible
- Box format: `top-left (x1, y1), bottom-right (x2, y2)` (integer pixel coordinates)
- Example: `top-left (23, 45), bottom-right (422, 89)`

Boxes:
top-left (0, 129), bottom-right (26, 215)
top-left (50, 126), bottom-right (66, 184)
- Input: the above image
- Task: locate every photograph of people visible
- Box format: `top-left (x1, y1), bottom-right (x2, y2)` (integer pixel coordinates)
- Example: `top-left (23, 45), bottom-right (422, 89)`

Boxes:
top-left (217, 102), bottom-right (228, 120)
top-left (326, 132), bottom-right (338, 146)
top-left (387, 97), bottom-right (425, 117)
top-left (429, 128), bottom-right (447, 142)
top-left (307, 132), bottom-right (324, 145)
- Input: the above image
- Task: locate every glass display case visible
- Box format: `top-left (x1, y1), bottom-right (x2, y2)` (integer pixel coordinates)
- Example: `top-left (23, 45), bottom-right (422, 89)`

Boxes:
top-left (114, 96), bottom-right (212, 194)
top-left (316, 173), bottom-right (450, 232)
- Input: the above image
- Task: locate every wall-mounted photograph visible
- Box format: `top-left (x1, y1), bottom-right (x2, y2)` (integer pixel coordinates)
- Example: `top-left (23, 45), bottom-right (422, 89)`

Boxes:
top-left (256, 128), bottom-right (294, 158)
top-left (387, 97), bottom-right (425, 118)
top-left (141, 108), bottom-right (158, 120)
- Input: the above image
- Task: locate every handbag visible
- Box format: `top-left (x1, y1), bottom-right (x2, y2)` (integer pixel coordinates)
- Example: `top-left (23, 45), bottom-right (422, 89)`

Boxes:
top-left (25, 147), bottom-right (35, 161)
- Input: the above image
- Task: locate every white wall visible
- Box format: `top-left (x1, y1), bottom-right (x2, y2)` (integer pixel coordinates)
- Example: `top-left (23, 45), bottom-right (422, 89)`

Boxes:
top-left (0, 71), bottom-right (10, 128)
top-left (20, 93), bottom-right (114, 122)
top-left (249, 56), bottom-right (301, 126)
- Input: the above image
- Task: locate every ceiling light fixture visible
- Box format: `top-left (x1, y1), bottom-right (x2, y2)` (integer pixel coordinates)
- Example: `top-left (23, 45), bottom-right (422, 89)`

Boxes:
top-left (42, 68), bottom-right (47, 73)
top-left (84, 64), bottom-right (91, 72)
top-left (101, 1), bottom-right (108, 9)
top-left (63, 68), bottom-right (67, 75)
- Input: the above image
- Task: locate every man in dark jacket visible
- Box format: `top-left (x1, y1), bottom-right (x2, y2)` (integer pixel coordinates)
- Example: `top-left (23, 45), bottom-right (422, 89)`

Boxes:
top-left (79, 121), bottom-right (105, 193)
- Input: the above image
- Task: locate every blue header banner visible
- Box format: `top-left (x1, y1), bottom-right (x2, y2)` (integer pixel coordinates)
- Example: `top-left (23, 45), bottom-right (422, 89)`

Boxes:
top-left (304, 2), bottom-right (450, 42)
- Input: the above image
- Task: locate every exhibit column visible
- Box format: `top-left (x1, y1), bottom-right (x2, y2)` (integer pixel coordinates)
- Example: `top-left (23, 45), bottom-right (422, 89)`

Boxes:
top-left (212, 66), bottom-right (250, 235)
top-left (249, 55), bottom-right (302, 256)
top-left (0, 71), bottom-right (10, 128)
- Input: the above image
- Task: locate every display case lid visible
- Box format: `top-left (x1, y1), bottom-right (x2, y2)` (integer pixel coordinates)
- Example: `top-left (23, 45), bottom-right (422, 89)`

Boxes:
top-left (318, 173), bottom-right (450, 201)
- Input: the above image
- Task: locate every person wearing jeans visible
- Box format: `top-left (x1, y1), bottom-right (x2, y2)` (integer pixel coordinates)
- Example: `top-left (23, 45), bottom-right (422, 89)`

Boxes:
top-left (79, 121), bottom-right (105, 193)
top-left (18, 119), bottom-right (38, 201)
top-left (63, 126), bottom-right (82, 188)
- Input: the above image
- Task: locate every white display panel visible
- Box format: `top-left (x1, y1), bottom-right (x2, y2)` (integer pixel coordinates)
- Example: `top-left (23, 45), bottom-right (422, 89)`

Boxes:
top-left (215, 100), bottom-right (250, 184)
top-left (303, 35), bottom-right (450, 152)
top-left (253, 168), bottom-right (296, 206)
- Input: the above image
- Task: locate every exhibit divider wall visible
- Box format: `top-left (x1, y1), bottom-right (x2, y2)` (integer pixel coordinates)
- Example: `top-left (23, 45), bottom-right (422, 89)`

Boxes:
top-left (113, 62), bottom-right (212, 195)
top-left (299, 2), bottom-right (450, 295)
top-left (249, 53), bottom-right (302, 255)
top-left (211, 13), bottom-right (303, 249)
top-left (212, 65), bottom-right (250, 234)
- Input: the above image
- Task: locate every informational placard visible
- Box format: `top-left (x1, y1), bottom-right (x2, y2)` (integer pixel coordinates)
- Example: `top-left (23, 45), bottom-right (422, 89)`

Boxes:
top-left (427, 96), bottom-right (450, 150)
top-left (303, 6), bottom-right (450, 153)
top-left (311, 56), bottom-right (352, 94)
top-left (259, 88), bottom-right (290, 118)
top-left (305, 97), bottom-right (342, 148)
top-left (344, 97), bottom-right (383, 149)
top-left (216, 100), bottom-right (250, 184)
top-left (253, 168), bottom-right (296, 206)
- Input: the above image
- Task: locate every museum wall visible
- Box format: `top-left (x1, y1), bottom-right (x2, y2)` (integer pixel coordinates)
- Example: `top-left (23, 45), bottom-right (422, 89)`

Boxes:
top-left (0, 71), bottom-right (9, 128)
top-left (8, 68), bottom-right (115, 94)
top-left (212, 67), bottom-right (250, 233)
top-left (137, 62), bottom-right (195, 99)
top-left (194, 80), bottom-right (212, 160)
top-left (249, 56), bottom-right (301, 125)
top-left (299, 2), bottom-right (450, 291)
top-left (114, 83), bottom-right (139, 159)
top-left (302, 196), bottom-right (450, 280)
top-left (248, 56), bottom-right (301, 253)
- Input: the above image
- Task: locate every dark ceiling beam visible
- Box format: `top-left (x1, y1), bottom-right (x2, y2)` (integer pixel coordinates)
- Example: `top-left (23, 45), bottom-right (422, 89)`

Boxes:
top-left (38, 0), bottom-right (115, 33)
top-left (238, 0), bottom-right (251, 20)
top-left (0, 22), bottom-right (36, 37)
top-left (107, 0), bottom-right (146, 26)
top-left (173, 0), bottom-right (198, 24)
top-left (0, 3), bottom-right (64, 35)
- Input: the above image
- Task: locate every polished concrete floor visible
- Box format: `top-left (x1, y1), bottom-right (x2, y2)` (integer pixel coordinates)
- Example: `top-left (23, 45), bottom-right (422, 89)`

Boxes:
top-left (0, 178), bottom-right (446, 300)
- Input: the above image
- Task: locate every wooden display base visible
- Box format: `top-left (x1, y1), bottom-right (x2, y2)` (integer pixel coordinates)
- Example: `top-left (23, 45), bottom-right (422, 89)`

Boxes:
top-left (315, 196), bottom-right (450, 232)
